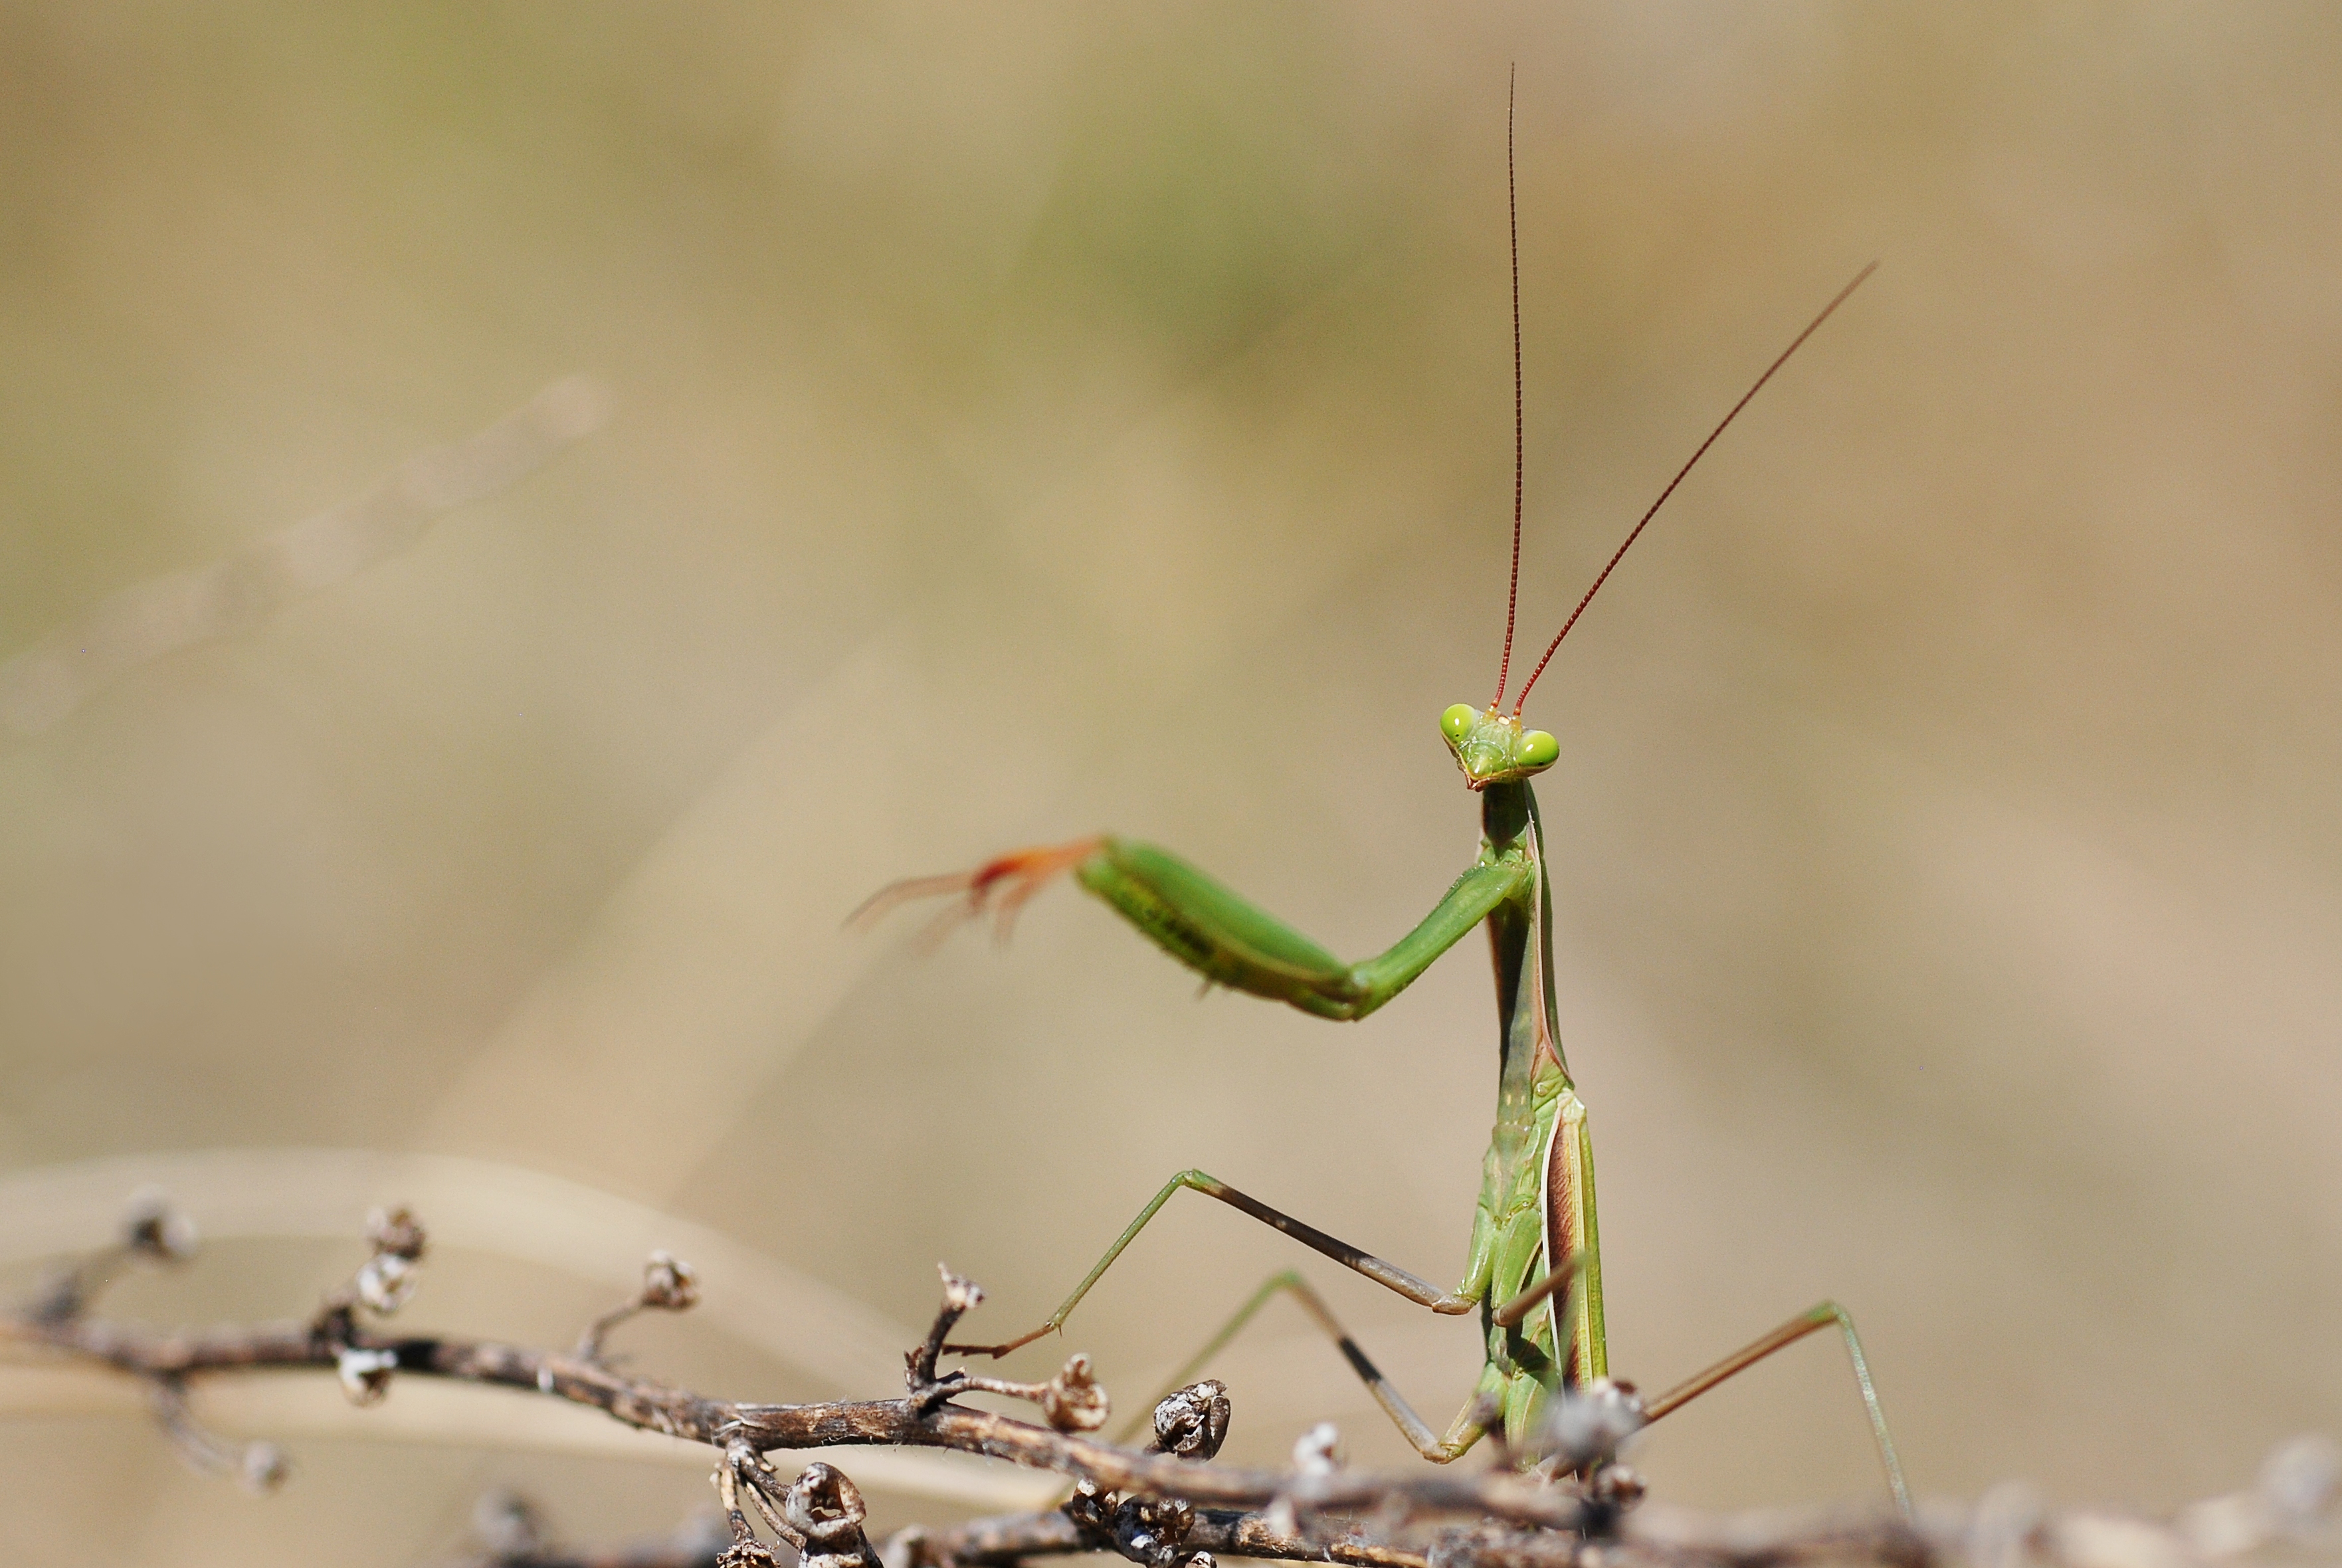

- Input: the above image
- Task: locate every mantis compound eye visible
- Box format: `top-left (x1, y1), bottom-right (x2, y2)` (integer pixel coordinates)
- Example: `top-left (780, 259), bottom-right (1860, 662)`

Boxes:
top-left (1440, 704), bottom-right (1477, 743)
top-left (1519, 730), bottom-right (1559, 770)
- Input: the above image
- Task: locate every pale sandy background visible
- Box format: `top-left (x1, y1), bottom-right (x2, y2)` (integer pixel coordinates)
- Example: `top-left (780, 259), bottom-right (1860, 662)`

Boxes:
top-left (2, 5), bottom-right (2339, 1564)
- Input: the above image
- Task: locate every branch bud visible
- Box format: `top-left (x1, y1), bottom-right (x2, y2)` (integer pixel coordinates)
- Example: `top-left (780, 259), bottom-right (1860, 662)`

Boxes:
top-left (365, 1205), bottom-right (427, 1260)
top-left (472, 1490), bottom-right (546, 1557)
top-left (785, 1462), bottom-right (880, 1568)
top-left (2260, 1434), bottom-right (2341, 1532)
top-left (938, 1267), bottom-right (983, 1314)
top-left (1291, 1422), bottom-right (1343, 1477)
top-left (1586, 1462), bottom-right (1646, 1515)
top-left (239, 1440), bottom-right (290, 1495)
top-left (1535, 1377), bottom-right (1646, 1472)
top-left (1150, 1380), bottom-right (1231, 1461)
top-left (122, 1187), bottom-right (199, 1266)
top-left (1040, 1353), bottom-right (1110, 1434)
top-left (782, 1462), bottom-right (868, 1543)
top-left (336, 1345), bottom-right (399, 1405)
top-left (355, 1206), bottom-right (428, 1316)
top-left (640, 1250), bottom-right (700, 1312)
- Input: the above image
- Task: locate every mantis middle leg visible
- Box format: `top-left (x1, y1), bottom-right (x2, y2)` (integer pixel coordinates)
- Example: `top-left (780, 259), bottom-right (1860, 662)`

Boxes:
top-left (945, 1167), bottom-right (1585, 1353)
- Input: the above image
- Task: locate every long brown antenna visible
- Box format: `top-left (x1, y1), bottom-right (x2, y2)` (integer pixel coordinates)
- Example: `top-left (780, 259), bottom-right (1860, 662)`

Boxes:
top-left (1490, 65), bottom-right (1525, 711)
top-left (1510, 260), bottom-right (1878, 716)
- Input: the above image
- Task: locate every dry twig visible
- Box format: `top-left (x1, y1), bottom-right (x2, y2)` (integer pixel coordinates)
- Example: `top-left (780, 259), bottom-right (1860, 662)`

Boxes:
top-left (6, 1193), bottom-right (2337, 1568)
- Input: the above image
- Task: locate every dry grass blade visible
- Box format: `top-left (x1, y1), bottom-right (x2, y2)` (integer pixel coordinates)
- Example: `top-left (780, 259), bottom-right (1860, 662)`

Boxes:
top-left (0, 375), bottom-right (610, 737)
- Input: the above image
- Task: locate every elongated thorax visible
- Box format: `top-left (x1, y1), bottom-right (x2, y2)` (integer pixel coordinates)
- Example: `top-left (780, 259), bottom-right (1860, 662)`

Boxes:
top-left (1464, 782), bottom-right (1607, 1444)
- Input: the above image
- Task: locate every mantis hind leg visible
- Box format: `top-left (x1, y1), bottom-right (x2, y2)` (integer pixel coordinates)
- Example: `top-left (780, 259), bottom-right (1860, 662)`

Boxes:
top-left (1118, 1270), bottom-right (1496, 1464)
top-left (1640, 1301), bottom-right (1912, 1519)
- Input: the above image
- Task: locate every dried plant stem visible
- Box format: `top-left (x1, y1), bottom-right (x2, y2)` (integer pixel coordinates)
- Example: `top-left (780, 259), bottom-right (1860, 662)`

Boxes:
top-left (0, 1305), bottom-right (1587, 1533)
top-left (12, 1200), bottom-right (2337, 1568)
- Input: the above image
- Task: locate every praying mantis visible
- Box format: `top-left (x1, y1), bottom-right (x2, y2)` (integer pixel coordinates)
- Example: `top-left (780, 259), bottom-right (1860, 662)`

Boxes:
top-left (857, 94), bottom-right (1910, 1515)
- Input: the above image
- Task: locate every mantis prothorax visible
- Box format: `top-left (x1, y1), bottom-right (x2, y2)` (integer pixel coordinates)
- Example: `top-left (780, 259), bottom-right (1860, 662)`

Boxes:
top-left (856, 87), bottom-right (1907, 1515)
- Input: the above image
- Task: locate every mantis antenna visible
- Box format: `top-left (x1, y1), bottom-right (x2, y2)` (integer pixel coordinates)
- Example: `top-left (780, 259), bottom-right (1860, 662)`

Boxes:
top-left (1499, 262), bottom-right (1883, 720)
top-left (1508, 258), bottom-right (1880, 717)
top-left (1492, 63), bottom-right (1526, 712)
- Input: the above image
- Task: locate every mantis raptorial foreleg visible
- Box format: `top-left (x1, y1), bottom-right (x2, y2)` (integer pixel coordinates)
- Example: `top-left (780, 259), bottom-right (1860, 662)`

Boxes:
top-left (852, 837), bottom-right (1531, 1023)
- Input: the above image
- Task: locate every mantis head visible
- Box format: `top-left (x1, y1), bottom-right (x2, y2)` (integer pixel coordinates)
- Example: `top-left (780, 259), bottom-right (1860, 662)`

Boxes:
top-left (1441, 704), bottom-right (1558, 790)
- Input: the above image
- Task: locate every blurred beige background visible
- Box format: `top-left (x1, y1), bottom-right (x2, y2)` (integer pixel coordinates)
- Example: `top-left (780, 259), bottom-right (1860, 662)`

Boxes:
top-left (2, 3), bottom-right (2339, 1563)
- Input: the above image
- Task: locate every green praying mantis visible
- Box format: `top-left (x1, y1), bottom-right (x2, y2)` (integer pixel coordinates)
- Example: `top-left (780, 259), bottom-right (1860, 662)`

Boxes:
top-left (857, 99), bottom-right (1910, 1516)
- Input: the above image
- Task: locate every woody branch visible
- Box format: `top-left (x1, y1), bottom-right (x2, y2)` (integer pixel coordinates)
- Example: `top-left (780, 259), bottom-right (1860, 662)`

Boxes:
top-left (5, 1193), bottom-right (2337, 1568)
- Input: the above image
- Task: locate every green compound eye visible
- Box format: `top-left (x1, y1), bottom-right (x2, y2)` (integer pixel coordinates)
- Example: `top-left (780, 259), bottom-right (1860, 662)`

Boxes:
top-left (1519, 730), bottom-right (1559, 769)
top-left (1440, 704), bottom-right (1477, 743)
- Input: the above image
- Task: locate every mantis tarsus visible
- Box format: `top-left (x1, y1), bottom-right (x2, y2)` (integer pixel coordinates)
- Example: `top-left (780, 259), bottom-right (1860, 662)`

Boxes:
top-left (858, 94), bottom-right (1909, 1515)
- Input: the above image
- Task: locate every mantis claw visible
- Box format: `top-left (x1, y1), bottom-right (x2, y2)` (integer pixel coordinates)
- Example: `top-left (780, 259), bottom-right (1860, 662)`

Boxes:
top-left (848, 837), bottom-right (1105, 947)
top-left (939, 1320), bottom-right (1060, 1359)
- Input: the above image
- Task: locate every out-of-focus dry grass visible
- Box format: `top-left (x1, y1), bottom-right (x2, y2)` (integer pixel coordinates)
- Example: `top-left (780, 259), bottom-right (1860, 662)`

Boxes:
top-left (1, 5), bottom-right (2338, 1563)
